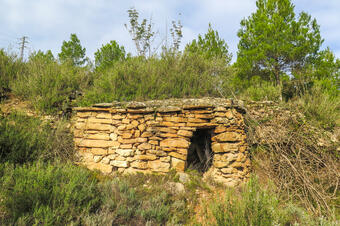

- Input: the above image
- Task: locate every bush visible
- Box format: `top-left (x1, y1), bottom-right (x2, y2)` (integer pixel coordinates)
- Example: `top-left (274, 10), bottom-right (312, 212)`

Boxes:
top-left (294, 81), bottom-right (340, 129)
top-left (11, 57), bottom-right (93, 114)
top-left (84, 173), bottom-right (192, 225)
top-left (0, 50), bottom-right (25, 99)
top-left (78, 53), bottom-right (232, 106)
top-left (204, 176), bottom-right (337, 226)
top-left (0, 112), bottom-right (74, 164)
top-left (0, 161), bottom-right (101, 225)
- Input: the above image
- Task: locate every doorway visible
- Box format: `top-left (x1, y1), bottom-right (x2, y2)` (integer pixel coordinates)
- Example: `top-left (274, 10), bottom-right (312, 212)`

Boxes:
top-left (186, 129), bottom-right (213, 173)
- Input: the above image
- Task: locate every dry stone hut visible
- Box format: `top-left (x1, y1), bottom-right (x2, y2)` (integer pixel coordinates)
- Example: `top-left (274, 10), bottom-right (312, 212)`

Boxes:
top-left (73, 98), bottom-right (250, 186)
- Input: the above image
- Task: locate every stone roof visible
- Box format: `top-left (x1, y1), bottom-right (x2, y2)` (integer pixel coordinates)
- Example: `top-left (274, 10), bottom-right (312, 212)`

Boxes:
top-left (74, 98), bottom-right (246, 113)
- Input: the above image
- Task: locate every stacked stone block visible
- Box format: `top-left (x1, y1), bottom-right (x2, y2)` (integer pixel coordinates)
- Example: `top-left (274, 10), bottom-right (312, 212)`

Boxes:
top-left (73, 98), bottom-right (250, 186)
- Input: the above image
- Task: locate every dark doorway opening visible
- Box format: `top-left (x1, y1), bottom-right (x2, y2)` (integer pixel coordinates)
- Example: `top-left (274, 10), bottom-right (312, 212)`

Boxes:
top-left (187, 129), bottom-right (213, 173)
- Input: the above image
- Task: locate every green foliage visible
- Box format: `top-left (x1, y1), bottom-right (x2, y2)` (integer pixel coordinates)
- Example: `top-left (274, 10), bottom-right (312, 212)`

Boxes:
top-left (58, 33), bottom-right (87, 66)
top-left (84, 173), bottom-right (192, 225)
top-left (205, 176), bottom-right (336, 226)
top-left (79, 53), bottom-right (231, 106)
top-left (94, 40), bottom-right (126, 71)
top-left (185, 23), bottom-right (232, 64)
top-left (125, 8), bottom-right (155, 57)
top-left (294, 81), bottom-right (340, 129)
top-left (12, 55), bottom-right (93, 114)
top-left (236, 0), bottom-right (323, 86)
top-left (208, 176), bottom-right (278, 226)
top-left (0, 161), bottom-right (100, 225)
top-left (0, 113), bottom-right (74, 164)
top-left (29, 50), bottom-right (55, 64)
top-left (0, 50), bottom-right (25, 98)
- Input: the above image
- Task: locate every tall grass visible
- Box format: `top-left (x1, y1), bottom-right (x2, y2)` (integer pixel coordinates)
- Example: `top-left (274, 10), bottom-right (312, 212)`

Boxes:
top-left (11, 58), bottom-right (93, 114)
top-left (203, 176), bottom-right (338, 226)
top-left (0, 50), bottom-right (25, 98)
top-left (0, 161), bottom-right (101, 225)
top-left (79, 53), bottom-right (232, 106)
top-left (0, 112), bottom-right (74, 164)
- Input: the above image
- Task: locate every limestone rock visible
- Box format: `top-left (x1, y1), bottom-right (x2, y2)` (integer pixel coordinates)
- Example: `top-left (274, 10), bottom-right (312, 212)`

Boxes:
top-left (160, 138), bottom-right (189, 148)
top-left (110, 160), bottom-right (129, 168)
top-left (147, 160), bottom-right (170, 172)
top-left (115, 149), bottom-right (134, 157)
top-left (172, 158), bottom-right (186, 172)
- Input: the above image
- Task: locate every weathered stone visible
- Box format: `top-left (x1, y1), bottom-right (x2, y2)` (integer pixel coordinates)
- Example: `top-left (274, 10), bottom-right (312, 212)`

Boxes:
top-left (135, 137), bottom-right (148, 143)
top-left (120, 144), bottom-right (133, 149)
top-left (122, 133), bottom-right (133, 139)
top-left (101, 157), bottom-right (110, 164)
top-left (96, 113), bottom-right (111, 119)
top-left (131, 120), bottom-right (139, 127)
top-left (175, 150), bottom-right (187, 158)
top-left (160, 138), bottom-right (189, 148)
top-left (122, 118), bottom-right (130, 124)
top-left (118, 137), bottom-right (136, 144)
top-left (169, 152), bottom-right (186, 161)
top-left (137, 143), bottom-right (152, 150)
top-left (160, 121), bottom-right (185, 127)
top-left (212, 143), bottom-right (239, 153)
top-left (167, 182), bottom-right (185, 194)
top-left (147, 160), bottom-right (170, 172)
top-left (86, 133), bottom-right (110, 140)
top-left (214, 126), bottom-right (227, 134)
top-left (221, 167), bottom-right (235, 174)
top-left (76, 139), bottom-right (119, 148)
top-left (110, 160), bottom-right (129, 168)
top-left (225, 111), bottom-right (234, 119)
top-left (87, 123), bottom-right (111, 131)
top-left (137, 155), bottom-right (157, 160)
top-left (116, 149), bottom-right (134, 157)
top-left (86, 163), bottom-right (113, 174)
top-left (141, 131), bottom-right (153, 137)
top-left (87, 117), bottom-right (112, 124)
top-left (213, 161), bottom-right (229, 168)
top-left (74, 130), bottom-right (83, 137)
top-left (131, 161), bottom-right (148, 169)
top-left (112, 114), bottom-right (124, 119)
top-left (187, 118), bottom-right (207, 123)
top-left (93, 155), bottom-right (103, 163)
top-left (158, 156), bottom-right (169, 163)
top-left (77, 112), bottom-right (93, 118)
top-left (91, 148), bottom-right (108, 155)
top-left (172, 158), bottom-right (186, 172)
top-left (149, 140), bottom-right (159, 145)
top-left (159, 127), bottom-right (177, 134)
top-left (163, 116), bottom-right (186, 122)
top-left (75, 122), bottom-right (85, 129)
top-left (138, 124), bottom-right (146, 132)
top-left (159, 133), bottom-right (179, 138)
top-left (135, 130), bottom-right (141, 137)
top-left (213, 132), bottom-right (242, 142)
top-left (110, 133), bottom-right (118, 141)
top-left (177, 130), bottom-right (193, 137)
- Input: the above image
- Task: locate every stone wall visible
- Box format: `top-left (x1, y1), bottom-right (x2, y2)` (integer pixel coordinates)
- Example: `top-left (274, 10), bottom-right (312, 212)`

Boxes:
top-left (73, 98), bottom-right (250, 186)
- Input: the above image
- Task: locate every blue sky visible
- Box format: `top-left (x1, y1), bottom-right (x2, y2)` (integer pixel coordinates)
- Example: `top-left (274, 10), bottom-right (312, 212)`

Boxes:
top-left (0, 0), bottom-right (339, 62)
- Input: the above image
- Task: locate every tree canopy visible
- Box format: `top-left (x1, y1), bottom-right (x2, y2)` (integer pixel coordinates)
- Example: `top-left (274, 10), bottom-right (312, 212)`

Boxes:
top-left (94, 40), bottom-right (126, 71)
top-left (58, 34), bottom-right (86, 66)
top-left (185, 24), bottom-right (232, 64)
top-left (236, 0), bottom-right (323, 86)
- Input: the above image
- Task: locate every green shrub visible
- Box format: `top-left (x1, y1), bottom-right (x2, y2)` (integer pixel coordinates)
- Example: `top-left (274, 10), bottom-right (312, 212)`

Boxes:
top-left (79, 53), bottom-right (232, 106)
top-left (0, 161), bottom-right (101, 225)
top-left (209, 176), bottom-right (278, 226)
top-left (0, 112), bottom-right (74, 164)
top-left (11, 57), bottom-right (93, 114)
top-left (294, 81), bottom-right (340, 129)
top-left (0, 50), bottom-right (25, 98)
